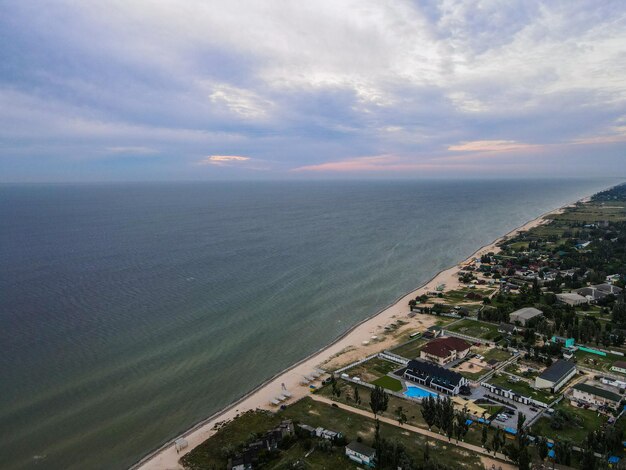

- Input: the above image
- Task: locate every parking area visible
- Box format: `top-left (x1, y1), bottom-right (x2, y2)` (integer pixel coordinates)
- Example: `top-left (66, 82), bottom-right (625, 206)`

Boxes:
top-left (468, 384), bottom-right (545, 431)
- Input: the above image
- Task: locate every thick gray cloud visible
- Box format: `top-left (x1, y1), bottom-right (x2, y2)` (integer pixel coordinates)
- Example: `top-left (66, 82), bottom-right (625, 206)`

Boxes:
top-left (1, 0), bottom-right (625, 180)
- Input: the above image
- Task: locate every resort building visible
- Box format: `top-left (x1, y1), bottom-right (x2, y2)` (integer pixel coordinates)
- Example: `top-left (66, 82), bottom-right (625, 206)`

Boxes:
top-left (345, 441), bottom-right (376, 467)
top-left (556, 293), bottom-right (588, 306)
top-left (419, 336), bottom-right (471, 366)
top-left (571, 383), bottom-right (622, 410)
top-left (404, 360), bottom-right (469, 395)
top-left (509, 307), bottom-right (543, 326)
top-left (534, 360), bottom-right (577, 392)
top-left (611, 361), bottom-right (626, 375)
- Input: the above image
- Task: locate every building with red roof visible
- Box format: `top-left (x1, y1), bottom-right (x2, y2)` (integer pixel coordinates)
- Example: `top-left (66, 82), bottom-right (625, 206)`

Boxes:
top-left (420, 336), bottom-right (471, 366)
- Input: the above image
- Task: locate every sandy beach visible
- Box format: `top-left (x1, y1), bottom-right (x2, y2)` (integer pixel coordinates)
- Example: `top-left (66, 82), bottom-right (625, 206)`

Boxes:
top-left (131, 198), bottom-right (577, 470)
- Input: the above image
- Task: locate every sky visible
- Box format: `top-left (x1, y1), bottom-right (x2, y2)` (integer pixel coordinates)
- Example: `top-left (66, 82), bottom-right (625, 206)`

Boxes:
top-left (1, 1), bottom-right (626, 181)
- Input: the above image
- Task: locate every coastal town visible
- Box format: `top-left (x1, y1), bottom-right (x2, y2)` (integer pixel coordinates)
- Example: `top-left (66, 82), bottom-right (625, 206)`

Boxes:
top-left (146, 183), bottom-right (626, 470)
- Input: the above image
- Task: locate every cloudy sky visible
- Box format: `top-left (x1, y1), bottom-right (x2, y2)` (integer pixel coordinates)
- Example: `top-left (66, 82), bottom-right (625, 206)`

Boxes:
top-left (1, 1), bottom-right (626, 181)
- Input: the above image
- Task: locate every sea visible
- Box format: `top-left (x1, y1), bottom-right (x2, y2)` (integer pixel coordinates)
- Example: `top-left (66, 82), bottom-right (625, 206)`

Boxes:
top-left (0, 178), bottom-right (617, 469)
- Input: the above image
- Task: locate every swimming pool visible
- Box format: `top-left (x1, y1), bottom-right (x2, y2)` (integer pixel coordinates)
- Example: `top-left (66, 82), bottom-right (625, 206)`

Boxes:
top-left (404, 385), bottom-right (439, 399)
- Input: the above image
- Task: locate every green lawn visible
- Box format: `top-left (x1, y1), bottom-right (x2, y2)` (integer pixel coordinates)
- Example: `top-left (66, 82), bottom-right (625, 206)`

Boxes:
top-left (488, 374), bottom-right (555, 404)
top-left (343, 357), bottom-right (401, 382)
top-left (531, 401), bottom-right (608, 444)
top-left (446, 319), bottom-right (500, 340)
top-left (480, 348), bottom-right (512, 363)
top-left (371, 375), bottom-right (403, 391)
top-left (390, 338), bottom-right (427, 359)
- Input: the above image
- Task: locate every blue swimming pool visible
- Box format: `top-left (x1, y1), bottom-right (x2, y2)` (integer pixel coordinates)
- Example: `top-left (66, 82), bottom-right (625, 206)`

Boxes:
top-left (404, 385), bottom-right (438, 399)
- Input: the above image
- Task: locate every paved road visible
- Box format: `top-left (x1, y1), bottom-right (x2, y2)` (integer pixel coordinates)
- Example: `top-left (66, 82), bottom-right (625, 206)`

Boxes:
top-left (310, 394), bottom-right (513, 467)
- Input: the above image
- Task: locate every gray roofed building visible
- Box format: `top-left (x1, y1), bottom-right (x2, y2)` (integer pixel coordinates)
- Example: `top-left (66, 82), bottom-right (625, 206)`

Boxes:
top-left (535, 359), bottom-right (576, 392)
top-left (572, 383), bottom-right (622, 409)
top-left (556, 293), bottom-right (588, 306)
top-left (345, 441), bottom-right (376, 467)
top-left (509, 307), bottom-right (543, 326)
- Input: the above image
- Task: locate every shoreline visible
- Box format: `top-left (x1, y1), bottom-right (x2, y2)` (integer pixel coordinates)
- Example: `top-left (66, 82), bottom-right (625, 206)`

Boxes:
top-left (132, 194), bottom-right (590, 470)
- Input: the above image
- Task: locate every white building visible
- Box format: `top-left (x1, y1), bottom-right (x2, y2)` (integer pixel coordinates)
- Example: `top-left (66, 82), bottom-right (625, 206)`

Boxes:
top-left (535, 360), bottom-right (577, 392)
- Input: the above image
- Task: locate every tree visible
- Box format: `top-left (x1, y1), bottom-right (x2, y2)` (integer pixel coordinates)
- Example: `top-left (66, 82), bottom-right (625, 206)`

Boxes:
top-left (491, 429), bottom-right (503, 456)
top-left (518, 446), bottom-right (531, 470)
top-left (421, 396), bottom-right (436, 430)
top-left (481, 424), bottom-right (488, 448)
top-left (396, 406), bottom-right (407, 426)
top-left (369, 385), bottom-right (389, 418)
top-left (516, 412), bottom-right (526, 446)
top-left (537, 437), bottom-right (549, 461)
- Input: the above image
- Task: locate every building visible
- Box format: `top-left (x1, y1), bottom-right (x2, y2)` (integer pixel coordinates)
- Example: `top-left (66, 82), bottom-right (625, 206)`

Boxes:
top-left (498, 323), bottom-right (518, 335)
top-left (419, 336), bottom-right (471, 366)
top-left (577, 284), bottom-right (624, 302)
top-left (509, 307), bottom-right (543, 326)
top-left (345, 441), bottom-right (376, 467)
top-left (571, 383), bottom-right (622, 410)
top-left (551, 336), bottom-right (575, 348)
top-left (229, 421), bottom-right (294, 470)
top-left (534, 360), bottom-right (577, 392)
top-left (611, 361), bottom-right (626, 375)
top-left (556, 293), bottom-right (588, 306)
top-left (404, 360), bottom-right (469, 395)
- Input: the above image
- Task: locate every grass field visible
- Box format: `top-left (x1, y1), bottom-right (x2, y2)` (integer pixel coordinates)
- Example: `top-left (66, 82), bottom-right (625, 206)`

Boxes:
top-left (390, 338), bottom-right (427, 359)
top-left (574, 349), bottom-right (622, 373)
top-left (371, 375), bottom-right (403, 391)
top-left (446, 319), bottom-right (500, 340)
top-left (343, 357), bottom-right (401, 382)
top-left (488, 374), bottom-right (555, 404)
top-left (480, 348), bottom-right (512, 363)
top-left (531, 401), bottom-right (608, 444)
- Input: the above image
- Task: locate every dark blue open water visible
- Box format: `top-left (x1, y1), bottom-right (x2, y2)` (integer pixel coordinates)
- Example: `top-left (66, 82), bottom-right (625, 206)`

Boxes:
top-left (0, 179), bottom-right (616, 469)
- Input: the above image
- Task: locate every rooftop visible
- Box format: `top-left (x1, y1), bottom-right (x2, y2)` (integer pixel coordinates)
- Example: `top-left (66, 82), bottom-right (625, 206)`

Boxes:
top-left (573, 383), bottom-right (622, 402)
top-left (510, 307), bottom-right (543, 320)
top-left (421, 336), bottom-right (471, 358)
top-left (537, 359), bottom-right (576, 383)
top-left (346, 441), bottom-right (376, 457)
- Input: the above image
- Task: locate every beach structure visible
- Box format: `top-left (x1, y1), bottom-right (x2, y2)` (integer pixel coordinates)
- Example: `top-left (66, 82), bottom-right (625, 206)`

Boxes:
top-left (571, 383), bottom-right (622, 410)
top-left (419, 336), bottom-right (471, 366)
top-left (611, 361), bottom-right (626, 375)
top-left (556, 293), bottom-right (588, 306)
top-left (404, 360), bottom-right (468, 395)
top-left (534, 359), bottom-right (577, 392)
top-left (174, 438), bottom-right (188, 452)
top-left (345, 441), bottom-right (376, 467)
top-left (509, 307), bottom-right (543, 326)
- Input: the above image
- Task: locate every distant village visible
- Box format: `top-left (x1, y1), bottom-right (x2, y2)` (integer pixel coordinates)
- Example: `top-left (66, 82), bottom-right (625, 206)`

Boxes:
top-left (182, 183), bottom-right (626, 470)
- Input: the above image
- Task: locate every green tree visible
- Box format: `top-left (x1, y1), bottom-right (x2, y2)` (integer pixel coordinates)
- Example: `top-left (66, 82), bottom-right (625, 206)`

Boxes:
top-left (396, 406), bottom-right (407, 426)
top-left (369, 385), bottom-right (389, 418)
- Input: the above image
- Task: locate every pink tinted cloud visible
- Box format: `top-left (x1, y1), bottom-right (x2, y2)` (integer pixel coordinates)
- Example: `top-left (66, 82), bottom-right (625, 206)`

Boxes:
top-left (198, 155), bottom-right (251, 166)
top-left (448, 140), bottom-right (539, 152)
top-left (291, 154), bottom-right (486, 173)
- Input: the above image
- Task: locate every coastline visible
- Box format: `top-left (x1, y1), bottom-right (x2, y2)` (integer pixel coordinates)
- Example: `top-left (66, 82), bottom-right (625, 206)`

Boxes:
top-left (132, 194), bottom-right (587, 470)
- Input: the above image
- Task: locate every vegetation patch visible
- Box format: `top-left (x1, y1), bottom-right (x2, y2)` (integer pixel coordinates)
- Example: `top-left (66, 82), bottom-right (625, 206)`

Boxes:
top-left (371, 375), bottom-right (403, 392)
top-left (446, 319), bottom-right (500, 340)
top-left (531, 401), bottom-right (608, 444)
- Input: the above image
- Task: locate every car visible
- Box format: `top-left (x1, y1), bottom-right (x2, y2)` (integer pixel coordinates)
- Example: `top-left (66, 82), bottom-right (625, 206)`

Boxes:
top-left (530, 407), bottom-right (538, 412)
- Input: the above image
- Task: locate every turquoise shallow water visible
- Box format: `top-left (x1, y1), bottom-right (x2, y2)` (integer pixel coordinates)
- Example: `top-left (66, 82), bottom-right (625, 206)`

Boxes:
top-left (0, 179), bottom-right (617, 469)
